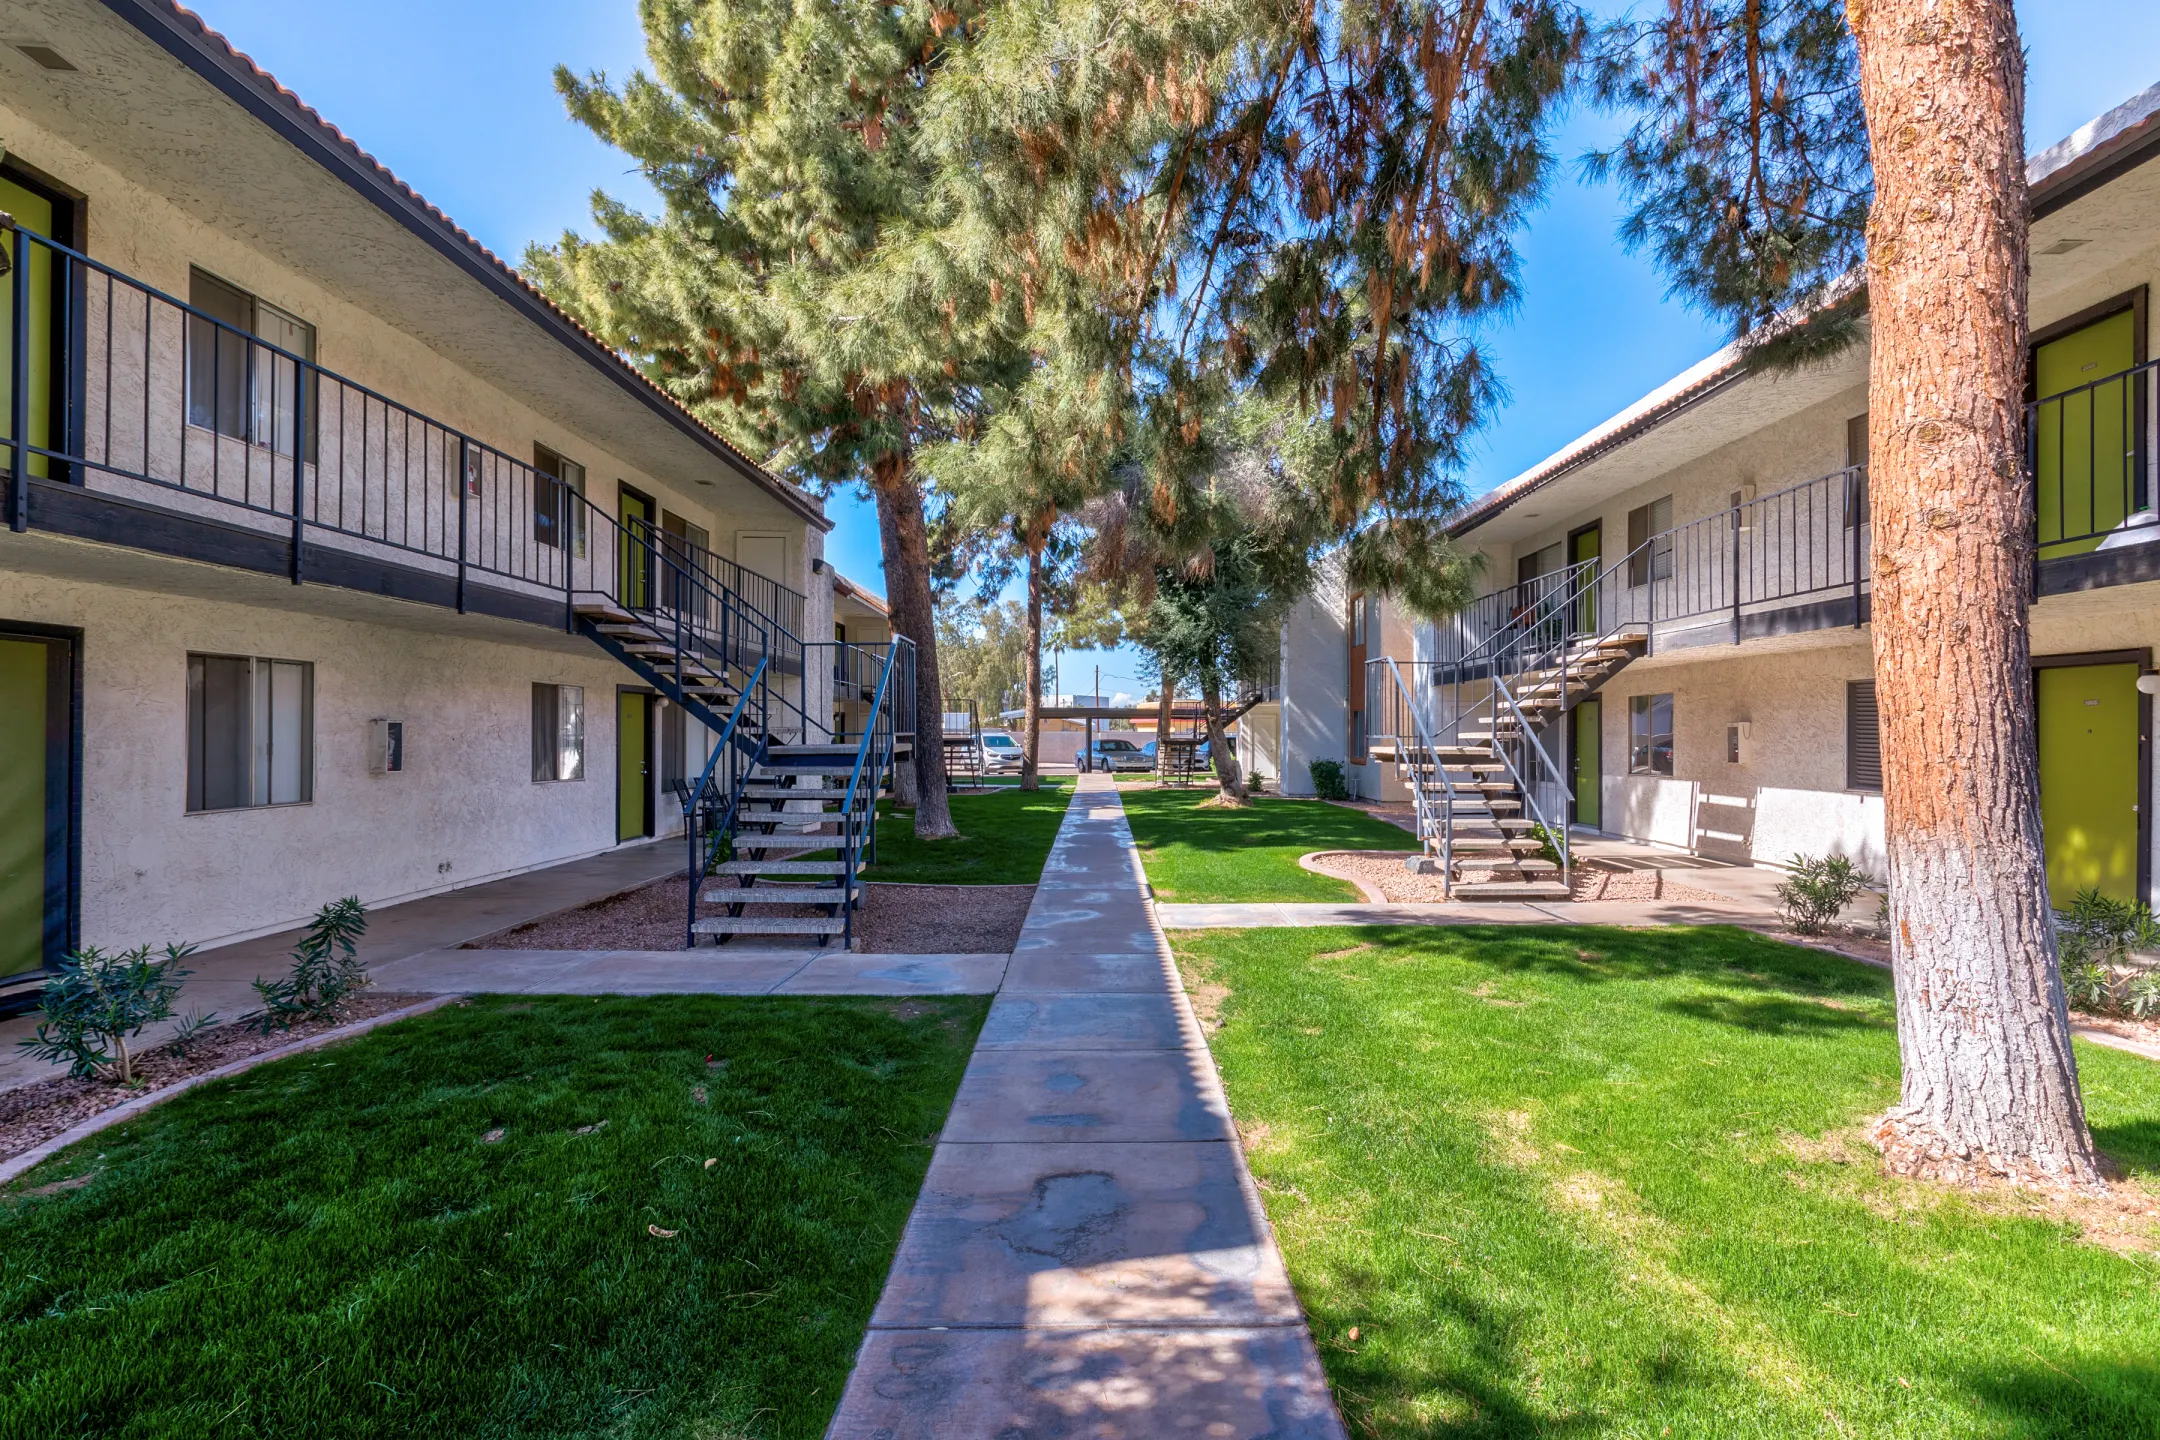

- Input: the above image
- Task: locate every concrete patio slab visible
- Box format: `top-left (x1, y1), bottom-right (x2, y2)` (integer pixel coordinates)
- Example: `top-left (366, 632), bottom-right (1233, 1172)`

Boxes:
top-left (868, 1139), bottom-right (1301, 1329)
top-left (977, 992), bottom-right (1201, 1051)
top-left (941, 1049), bottom-right (1232, 1144)
top-left (829, 1326), bottom-right (1343, 1439)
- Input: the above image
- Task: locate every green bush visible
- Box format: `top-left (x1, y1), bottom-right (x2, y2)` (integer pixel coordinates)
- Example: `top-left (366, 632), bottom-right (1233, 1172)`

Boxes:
top-left (2056, 886), bottom-right (2160, 1018)
top-left (1526, 822), bottom-right (1565, 868)
top-left (251, 897), bottom-right (370, 1033)
top-left (1774, 854), bottom-right (1875, 935)
top-left (17, 943), bottom-right (201, 1084)
top-left (1308, 759), bottom-right (1349, 801)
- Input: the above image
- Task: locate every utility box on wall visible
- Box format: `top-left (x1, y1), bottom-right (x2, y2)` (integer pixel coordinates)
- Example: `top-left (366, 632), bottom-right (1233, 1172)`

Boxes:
top-left (368, 719), bottom-right (405, 775)
top-left (1726, 722), bottom-right (1752, 766)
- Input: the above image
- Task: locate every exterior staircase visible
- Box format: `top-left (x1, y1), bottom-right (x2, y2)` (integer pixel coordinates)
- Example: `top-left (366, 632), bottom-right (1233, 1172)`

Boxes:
top-left (561, 506), bottom-right (916, 950)
top-left (1369, 556), bottom-right (1649, 901)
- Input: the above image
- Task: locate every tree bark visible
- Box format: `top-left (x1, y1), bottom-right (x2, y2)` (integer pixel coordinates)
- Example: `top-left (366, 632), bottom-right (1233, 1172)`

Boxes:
top-left (1848, 0), bottom-right (2100, 1187)
top-left (871, 450), bottom-right (958, 839)
top-left (1021, 540), bottom-right (1043, 792)
top-left (1201, 675), bottom-right (1248, 804)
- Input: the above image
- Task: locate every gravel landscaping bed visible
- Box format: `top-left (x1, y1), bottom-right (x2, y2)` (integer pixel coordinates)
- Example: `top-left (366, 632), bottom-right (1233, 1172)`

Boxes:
top-left (468, 876), bottom-right (1033, 954)
top-left (0, 990), bottom-right (430, 1163)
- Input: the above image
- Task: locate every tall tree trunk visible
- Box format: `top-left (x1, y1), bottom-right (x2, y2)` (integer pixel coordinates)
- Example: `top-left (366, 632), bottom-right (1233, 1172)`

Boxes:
top-left (1154, 664), bottom-right (1175, 778)
top-left (1021, 540), bottom-right (1043, 793)
top-left (871, 451), bottom-right (958, 839)
top-left (1201, 675), bottom-right (1247, 805)
top-left (1849, 0), bottom-right (2099, 1187)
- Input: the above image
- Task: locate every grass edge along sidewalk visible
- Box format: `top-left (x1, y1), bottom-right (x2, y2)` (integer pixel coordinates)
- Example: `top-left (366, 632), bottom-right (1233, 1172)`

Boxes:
top-left (1122, 787), bottom-right (1417, 903)
top-left (864, 776), bottom-right (1074, 885)
top-left (1169, 920), bottom-right (2160, 1439)
top-left (1, 992), bottom-right (987, 1439)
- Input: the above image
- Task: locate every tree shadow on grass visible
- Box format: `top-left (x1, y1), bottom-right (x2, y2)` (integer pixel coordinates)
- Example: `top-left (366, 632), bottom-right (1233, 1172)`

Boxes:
top-left (1352, 923), bottom-right (1894, 1006)
top-left (1960, 1358), bottom-right (2160, 1439)
top-left (1121, 791), bottom-right (1411, 855)
top-left (2091, 1117), bottom-right (2160, 1177)
top-left (1660, 991), bottom-right (1893, 1037)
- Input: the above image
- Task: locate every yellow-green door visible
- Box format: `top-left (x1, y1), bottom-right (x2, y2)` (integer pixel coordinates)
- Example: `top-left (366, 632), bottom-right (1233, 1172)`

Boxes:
top-left (617, 691), bottom-right (652, 842)
top-left (1572, 698), bottom-right (1601, 830)
top-left (0, 636), bottom-right (60, 981)
top-left (1571, 524), bottom-right (1601, 634)
top-left (0, 175), bottom-right (56, 479)
top-left (620, 489), bottom-right (656, 612)
top-left (2033, 311), bottom-right (2138, 557)
top-left (2037, 662), bottom-right (2140, 905)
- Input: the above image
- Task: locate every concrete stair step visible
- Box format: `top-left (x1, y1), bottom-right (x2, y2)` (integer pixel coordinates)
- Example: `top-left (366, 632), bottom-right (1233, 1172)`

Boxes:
top-left (1451, 880), bottom-right (1570, 901)
top-left (728, 832), bottom-right (839, 850)
top-left (692, 915), bottom-right (849, 937)
top-left (700, 883), bottom-right (853, 905)
top-left (710, 859), bottom-right (848, 876)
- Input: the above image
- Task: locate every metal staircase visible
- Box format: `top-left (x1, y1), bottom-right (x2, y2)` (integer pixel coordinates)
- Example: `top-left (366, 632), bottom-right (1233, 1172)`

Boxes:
top-left (1369, 554), bottom-right (1649, 901)
top-left (559, 500), bottom-right (915, 949)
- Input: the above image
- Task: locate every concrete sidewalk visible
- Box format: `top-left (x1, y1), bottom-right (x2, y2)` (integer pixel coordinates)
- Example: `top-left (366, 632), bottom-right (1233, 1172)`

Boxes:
top-left (0, 841), bottom-right (682, 1094)
top-left (1157, 895), bottom-right (1772, 929)
top-left (825, 773), bottom-right (1346, 1438)
top-left (368, 947), bottom-right (1008, 996)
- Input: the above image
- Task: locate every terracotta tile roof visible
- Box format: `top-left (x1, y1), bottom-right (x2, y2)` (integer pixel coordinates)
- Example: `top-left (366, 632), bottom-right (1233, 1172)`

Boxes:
top-left (125, 0), bottom-right (828, 529)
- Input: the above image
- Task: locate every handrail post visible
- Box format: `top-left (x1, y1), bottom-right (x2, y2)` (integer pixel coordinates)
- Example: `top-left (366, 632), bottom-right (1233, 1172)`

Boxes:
top-left (290, 361), bottom-right (308, 585)
top-left (11, 218), bottom-right (33, 532)
top-left (455, 435), bottom-right (470, 614)
top-left (1729, 504), bottom-right (1741, 644)
top-left (1849, 467), bottom-right (1863, 628)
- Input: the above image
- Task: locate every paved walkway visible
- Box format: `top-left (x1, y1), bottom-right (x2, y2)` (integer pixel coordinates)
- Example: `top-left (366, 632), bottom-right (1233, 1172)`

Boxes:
top-left (0, 841), bottom-right (681, 1094)
top-left (826, 773), bottom-right (1345, 1438)
top-left (369, 948), bottom-right (1008, 996)
top-left (1158, 896), bottom-right (1771, 928)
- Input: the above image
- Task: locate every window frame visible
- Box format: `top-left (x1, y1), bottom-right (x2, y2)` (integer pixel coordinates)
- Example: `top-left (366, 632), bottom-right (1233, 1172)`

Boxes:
top-left (185, 652), bottom-right (315, 813)
top-left (184, 267), bottom-right (318, 460)
top-left (1846, 679), bottom-right (1882, 792)
top-left (1627, 692), bottom-right (1674, 776)
top-left (531, 682), bottom-right (587, 783)
top-left (1625, 497), bottom-right (1675, 586)
top-left (532, 444), bottom-right (588, 554)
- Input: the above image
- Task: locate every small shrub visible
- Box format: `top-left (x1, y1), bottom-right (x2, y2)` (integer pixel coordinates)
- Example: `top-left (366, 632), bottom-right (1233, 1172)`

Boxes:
top-left (251, 897), bottom-right (370, 1033)
top-left (1526, 822), bottom-right (1565, 868)
top-left (1309, 759), bottom-right (1349, 801)
top-left (1775, 853), bottom-right (1875, 936)
top-left (2055, 887), bottom-right (2160, 1018)
top-left (17, 943), bottom-right (198, 1084)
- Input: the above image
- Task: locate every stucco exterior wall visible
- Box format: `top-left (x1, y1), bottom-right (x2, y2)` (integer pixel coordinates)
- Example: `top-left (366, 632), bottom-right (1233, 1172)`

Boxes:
top-left (1275, 558), bottom-right (1350, 797)
top-left (1, 568), bottom-right (659, 952)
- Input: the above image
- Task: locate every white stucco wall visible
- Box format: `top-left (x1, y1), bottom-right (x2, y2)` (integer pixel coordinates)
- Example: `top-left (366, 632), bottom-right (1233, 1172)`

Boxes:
top-left (1276, 558), bottom-right (1350, 797)
top-left (0, 564), bottom-right (670, 953)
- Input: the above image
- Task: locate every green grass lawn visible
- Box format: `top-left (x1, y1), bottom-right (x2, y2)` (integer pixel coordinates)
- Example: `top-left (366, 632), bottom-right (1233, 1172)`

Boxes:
top-left (863, 776), bottom-right (1073, 885)
top-left (1172, 923), bottom-right (2160, 1438)
top-left (0, 993), bottom-right (986, 1439)
top-left (1120, 787), bottom-right (1416, 901)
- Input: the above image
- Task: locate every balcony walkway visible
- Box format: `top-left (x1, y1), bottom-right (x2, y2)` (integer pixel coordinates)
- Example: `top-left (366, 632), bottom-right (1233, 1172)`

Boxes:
top-left (825, 772), bottom-right (1347, 1438)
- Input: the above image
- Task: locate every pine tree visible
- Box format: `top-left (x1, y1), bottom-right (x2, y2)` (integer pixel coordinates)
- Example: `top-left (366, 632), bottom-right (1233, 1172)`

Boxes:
top-left (1592, 2), bottom-right (2100, 1186)
top-left (526, 0), bottom-right (1023, 840)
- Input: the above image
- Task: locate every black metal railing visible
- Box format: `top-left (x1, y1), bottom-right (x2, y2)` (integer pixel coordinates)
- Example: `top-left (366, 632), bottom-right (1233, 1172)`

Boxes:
top-left (0, 220), bottom-right (808, 634)
top-left (2029, 356), bottom-right (2156, 556)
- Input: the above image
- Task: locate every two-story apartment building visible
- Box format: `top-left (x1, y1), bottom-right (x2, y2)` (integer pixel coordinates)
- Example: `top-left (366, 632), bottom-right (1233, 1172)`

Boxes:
top-left (1389, 78), bottom-right (2160, 907)
top-left (0, 0), bottom-right (836, 998)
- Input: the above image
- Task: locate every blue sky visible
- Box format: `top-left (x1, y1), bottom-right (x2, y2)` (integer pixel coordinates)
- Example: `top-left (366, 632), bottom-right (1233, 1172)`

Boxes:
top-left (193, 0), bottom-right (2160, 699)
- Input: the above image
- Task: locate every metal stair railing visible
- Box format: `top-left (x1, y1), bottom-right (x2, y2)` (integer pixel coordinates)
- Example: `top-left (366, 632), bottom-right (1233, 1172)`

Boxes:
top-left (682, 656), bottom-right (772, 946)
top-left (1372, 655), bottom-right (1461, 895)
top-left (837, 637), bottom-right (916, 950)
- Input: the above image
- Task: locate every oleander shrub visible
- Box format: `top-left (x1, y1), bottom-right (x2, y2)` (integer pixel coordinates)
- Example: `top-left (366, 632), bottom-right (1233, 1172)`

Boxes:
top-left (17, 942), bottom-right (199, 1084)
top-left (2056, 887), bottom-right (2160, 1018)
top-left (252, 896), bottom-right (371, 1032)
top-left (1775, 853), bottom-right (1875, 935)
top-left (1308, 759), bottom-right (1350, 801)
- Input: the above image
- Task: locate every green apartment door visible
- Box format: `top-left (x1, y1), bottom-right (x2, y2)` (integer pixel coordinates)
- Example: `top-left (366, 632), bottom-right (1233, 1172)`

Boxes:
top-left (1571, 699), bottom-right (1602, 830)
top-left (0, 632), bottom-right (73, 986)
top-left (620, 487), bottom-right (657, 612)
top-left (0, 172), bottom-right (57, 479)
top-left (2033, 310), bottom-right (2137, 557)
top-left (2037, 662), bottom-right (2140, 904)
top-left (1570, 524), bottom-right (1601, 634)
top-left (618, 691), bottom-right (654, 843)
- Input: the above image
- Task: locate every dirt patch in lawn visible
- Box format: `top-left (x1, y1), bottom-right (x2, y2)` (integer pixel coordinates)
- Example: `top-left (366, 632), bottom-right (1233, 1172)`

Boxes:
top-left (0, 990), bottom-right (430, 1165)
top-left (467, 876), bottom-right (1033, 955)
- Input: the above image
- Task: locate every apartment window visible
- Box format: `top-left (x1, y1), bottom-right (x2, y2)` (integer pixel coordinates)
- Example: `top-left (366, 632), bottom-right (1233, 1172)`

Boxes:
top-left (186, 268), bottom-right (316, 457)
top-left (1847, 680), bottom-right (1882, 791)
top-left (1628, 692), bottom-right (1674, 776)
top-left (533, 444), bottom-right (587, 553)
top-left (531, 683), bottom-right (586, 781)
top-left (186, 654), bottom-right (314, 812)
top-left (1625, 496), bottom-right (1674, 586)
